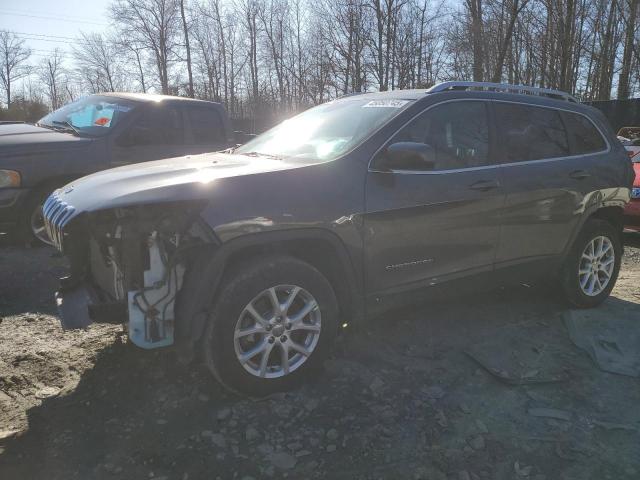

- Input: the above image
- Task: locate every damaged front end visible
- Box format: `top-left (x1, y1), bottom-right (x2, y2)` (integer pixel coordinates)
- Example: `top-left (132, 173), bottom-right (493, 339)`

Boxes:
top-left (44, 193), bottom-right (215, 349)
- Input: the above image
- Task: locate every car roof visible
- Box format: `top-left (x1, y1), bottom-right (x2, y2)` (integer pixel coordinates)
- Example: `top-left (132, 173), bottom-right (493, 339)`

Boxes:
top-left (335, 87), bottom-right (601, 117)
top-left (336, 87), bottom-right (581, 105)
top-left (96, 92), bottom-right (221, 106)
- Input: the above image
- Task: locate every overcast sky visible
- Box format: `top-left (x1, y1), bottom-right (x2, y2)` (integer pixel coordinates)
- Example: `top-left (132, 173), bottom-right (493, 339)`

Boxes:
top-left (0, 1), bottom-right (109, 67)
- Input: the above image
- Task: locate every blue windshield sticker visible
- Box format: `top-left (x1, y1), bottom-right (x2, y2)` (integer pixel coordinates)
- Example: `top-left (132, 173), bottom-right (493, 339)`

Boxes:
top-left (362, 100), bottom-right (409, 108)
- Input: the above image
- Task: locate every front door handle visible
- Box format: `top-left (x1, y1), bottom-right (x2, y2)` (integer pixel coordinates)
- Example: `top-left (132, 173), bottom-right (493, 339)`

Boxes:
top-left (569, 169), bottom-right (591, 180)
top-left (469, 179), bottom-right (500, 191)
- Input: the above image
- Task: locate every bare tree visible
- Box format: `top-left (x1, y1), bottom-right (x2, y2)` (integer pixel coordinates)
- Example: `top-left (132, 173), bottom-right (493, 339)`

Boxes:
top-left (240, 0), bottom-right (261, 112)
top-left (73, 32), bottom-right (121, 92)
top-left (465, 0), bottom-right (484, 81)
top-left (0, 30), bottom-right (32, 108)
top-left (110, 0), bottom-right (181, 94)
top-left (179, 0), bottom-right (194, 97)
top-left (118, 39), bottom-right (148, 93)
top-left (618, 0), bottom-right (638, 99)
top-left (490, 0), bottom-right (530, 82)
top-left (7, 0), bottom-right (639, 118)
top-left (258, 0), bottom-right (289, 109)
top-left (39, 49), bottom-right (67, 110)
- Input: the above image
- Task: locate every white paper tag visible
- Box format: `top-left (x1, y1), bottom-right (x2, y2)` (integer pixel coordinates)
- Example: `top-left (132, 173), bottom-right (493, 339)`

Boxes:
top-left (362, 100), bottom-right (409, 108)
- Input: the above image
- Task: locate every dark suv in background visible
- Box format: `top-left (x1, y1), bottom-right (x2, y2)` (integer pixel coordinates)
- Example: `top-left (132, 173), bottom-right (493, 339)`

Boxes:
top-left (43, 82), bottom-right (634, 395)
top-left (0, 93), bottom-right (234, 244)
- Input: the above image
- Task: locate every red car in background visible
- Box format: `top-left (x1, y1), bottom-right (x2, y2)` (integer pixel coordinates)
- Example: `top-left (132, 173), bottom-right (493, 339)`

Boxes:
top-left (618, 128), bottom-right (640, 231)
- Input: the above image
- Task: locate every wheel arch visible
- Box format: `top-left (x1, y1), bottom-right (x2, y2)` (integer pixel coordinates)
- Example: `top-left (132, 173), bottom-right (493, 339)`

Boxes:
top-left (174, 228), bottom-right (364, 357)
top-left (589, 205), bottom-right (624, 231)
top-left (562, 203), bottom-right (625, 260)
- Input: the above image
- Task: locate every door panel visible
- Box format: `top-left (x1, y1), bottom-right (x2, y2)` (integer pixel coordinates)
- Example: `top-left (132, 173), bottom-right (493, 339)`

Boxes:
top-left (496, 160), bottom-right (588, 263)
top-left (492, 102), bottom-right (601, 265)
top-left (365, 169), bottom-right (504, 293)
top-left (364, 100), bottom-right (504, 294)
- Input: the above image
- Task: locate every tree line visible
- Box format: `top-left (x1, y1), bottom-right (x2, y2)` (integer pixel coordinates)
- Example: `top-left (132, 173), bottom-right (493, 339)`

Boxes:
top-left (1, 0), bottom-right (639, 122)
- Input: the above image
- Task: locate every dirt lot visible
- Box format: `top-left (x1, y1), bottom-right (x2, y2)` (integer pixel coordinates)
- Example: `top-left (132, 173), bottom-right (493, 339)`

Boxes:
top-left (1, 234), bottom-right (639, 480)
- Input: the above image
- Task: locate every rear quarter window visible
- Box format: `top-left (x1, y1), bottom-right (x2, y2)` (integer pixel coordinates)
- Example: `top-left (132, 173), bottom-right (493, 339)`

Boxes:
top-left (185, 106), bottom-right (224, 145)
top-left (562, 112), bottom-right (607, 154)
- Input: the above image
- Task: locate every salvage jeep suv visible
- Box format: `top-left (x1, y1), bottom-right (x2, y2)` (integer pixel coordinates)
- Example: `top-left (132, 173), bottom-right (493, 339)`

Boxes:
top-left (44, 82), bottom-right (634, 395)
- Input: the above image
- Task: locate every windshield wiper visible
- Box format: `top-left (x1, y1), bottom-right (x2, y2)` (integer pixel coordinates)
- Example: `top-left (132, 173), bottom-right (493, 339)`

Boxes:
top-left (36, 122), bottom-right (57, 132)
top-left (238, 151), bottom-right (284, 160)
top-left (51, 120), bottom-right (80, 136)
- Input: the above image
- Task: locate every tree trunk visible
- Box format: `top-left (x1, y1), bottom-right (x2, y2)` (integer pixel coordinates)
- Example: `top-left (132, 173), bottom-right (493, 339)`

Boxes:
top-left (180, 0), bottom-right (194, 97)
top-left (618, 0), bottom-right (638, 99)
top-left (134, 48), bottom-right (146, 93)
top-left (491, 0), bottom-right (528, 83)
top-left (4, 63), bottom-right (10, 108)
top-left (467, 0), bottom-right (484, 81)
top-left (213, 0), bottom-right (228, 106)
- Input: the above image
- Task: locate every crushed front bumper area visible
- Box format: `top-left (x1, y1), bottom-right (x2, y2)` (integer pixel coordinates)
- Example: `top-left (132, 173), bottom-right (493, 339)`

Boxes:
top-left (43, 200), bottom-right (212, 349)
top-left (53, 231), bottom-right (186, 349)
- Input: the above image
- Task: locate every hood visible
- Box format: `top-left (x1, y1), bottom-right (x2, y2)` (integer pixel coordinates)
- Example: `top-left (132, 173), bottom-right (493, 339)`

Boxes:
top-left (0, 122), bottom-right (91, 155)
top-left (52, 151), bottom-right (318, 213)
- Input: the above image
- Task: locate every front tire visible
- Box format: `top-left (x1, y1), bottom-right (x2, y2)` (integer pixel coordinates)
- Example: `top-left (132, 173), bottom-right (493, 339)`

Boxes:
top-left (22, 188), bottom-right (54, 246)
top-left (560, 218), bottom-right (622, 308)
top-left (202, 255), bottom-right (339, 396)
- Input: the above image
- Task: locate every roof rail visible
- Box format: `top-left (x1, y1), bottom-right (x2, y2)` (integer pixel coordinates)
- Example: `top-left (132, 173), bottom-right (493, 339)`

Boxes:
top-left (427, 81), bottom-right (578, 103)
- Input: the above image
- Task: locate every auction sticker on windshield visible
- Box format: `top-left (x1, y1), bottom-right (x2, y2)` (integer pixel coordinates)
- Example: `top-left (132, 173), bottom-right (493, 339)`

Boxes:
top-left (94, 117), bottom-right (111, 127)
top-left (362, 100), bottom-right (409, 108)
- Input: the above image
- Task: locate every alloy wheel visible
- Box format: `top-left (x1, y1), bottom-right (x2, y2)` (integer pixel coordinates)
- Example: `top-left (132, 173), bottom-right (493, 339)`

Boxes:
top-left (233, 285), bottom-right (321, 379)
top-left (578, 235), bottom-right (615, 296)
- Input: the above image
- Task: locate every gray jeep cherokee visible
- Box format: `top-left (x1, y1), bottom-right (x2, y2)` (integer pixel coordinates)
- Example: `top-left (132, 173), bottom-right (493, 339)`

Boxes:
top-left (44, 82), bottom-right (634, 395)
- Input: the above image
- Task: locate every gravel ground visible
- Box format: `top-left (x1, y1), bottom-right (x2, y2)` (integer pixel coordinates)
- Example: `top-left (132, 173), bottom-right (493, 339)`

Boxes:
top-left (0, 233), bottom-right (639, 480)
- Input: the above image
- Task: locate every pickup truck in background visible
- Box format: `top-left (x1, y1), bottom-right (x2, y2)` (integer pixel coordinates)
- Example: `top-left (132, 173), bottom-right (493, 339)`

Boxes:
top-left (0, 93), bottom-right (236, 244)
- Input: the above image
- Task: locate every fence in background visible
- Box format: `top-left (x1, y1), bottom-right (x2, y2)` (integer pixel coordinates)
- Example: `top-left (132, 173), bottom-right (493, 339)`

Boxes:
top-left (585, 99), bottom-right (640, 132)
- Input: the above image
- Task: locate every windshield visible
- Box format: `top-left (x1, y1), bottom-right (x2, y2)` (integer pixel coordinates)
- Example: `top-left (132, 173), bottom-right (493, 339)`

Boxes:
top-left (38, 95), bottom-right (138, 137)
top-left (235, 97), bottom-right (413, 161)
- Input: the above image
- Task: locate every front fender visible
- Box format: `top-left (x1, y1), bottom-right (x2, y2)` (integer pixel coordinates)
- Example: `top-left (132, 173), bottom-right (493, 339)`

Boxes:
top-left (174, 228), bottom-right (364, 357)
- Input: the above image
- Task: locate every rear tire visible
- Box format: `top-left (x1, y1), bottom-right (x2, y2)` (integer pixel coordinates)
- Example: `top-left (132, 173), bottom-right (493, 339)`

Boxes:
top-left (202, 255), bottom-right (338, 396)
top-left (560, 218), bottom-right (622, 308)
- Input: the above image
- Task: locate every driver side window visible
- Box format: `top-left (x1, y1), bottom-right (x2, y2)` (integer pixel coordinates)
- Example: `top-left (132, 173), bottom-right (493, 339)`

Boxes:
top-left (391, 101), bottom-right (490, 171)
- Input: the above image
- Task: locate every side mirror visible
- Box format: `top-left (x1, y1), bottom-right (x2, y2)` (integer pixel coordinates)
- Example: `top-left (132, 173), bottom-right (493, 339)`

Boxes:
top-left (377, 142), bottom-right (436, 171)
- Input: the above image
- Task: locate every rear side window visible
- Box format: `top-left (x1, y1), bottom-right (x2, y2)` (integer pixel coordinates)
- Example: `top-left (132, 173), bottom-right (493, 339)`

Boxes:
top-left (392, 100), bottom-right (490, 170)
top-left (563, 112), bottom-right (607, 154)
top-left (185, 107), bottom-right (224, 145)
top-left (495, 103), bottom-right (569, 162)
top-left (127, 105), bottom-right (184, 146)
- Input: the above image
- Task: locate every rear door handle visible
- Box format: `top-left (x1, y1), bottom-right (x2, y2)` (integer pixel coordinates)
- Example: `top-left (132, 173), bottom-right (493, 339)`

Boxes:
top-left (469, 179), bottom-right (500, 191)
top-left (569, 169), bottom-right (591, 180)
